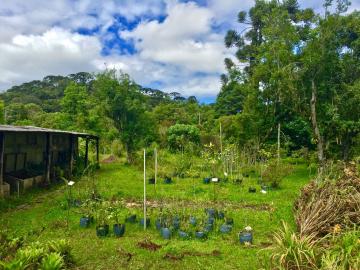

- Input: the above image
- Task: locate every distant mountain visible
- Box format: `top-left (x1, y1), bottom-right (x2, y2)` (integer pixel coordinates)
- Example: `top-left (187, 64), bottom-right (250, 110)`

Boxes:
top-left (0, 72), bottom-right (176, 112)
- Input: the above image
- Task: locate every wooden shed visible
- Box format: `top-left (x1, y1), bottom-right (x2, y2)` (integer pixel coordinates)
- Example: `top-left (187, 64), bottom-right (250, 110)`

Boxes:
top-left (0, 125), bottom-right (99, 197)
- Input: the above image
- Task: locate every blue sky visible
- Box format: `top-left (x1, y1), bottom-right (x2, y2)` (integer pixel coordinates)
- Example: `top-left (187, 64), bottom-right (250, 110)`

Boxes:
top-left (0, 0), bottom-right (359, 102)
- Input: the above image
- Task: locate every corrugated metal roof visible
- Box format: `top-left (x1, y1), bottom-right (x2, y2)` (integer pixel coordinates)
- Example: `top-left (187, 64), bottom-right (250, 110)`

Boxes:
top-left (0, 125), bottom-right (98, 138)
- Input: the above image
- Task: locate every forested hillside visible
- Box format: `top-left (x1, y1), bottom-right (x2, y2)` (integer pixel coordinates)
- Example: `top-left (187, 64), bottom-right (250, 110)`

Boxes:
top-left (1, 0), bottom-right (360, 166)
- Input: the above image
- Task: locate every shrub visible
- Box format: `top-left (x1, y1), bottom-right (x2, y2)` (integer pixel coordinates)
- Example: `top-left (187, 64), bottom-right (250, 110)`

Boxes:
top-left (40, 253), bottom-right (64, 270)
top-left (262, 162), bottom-right (293, 188)
top-left (270, 222), bottom-right (320, 270)
top-left (167, 124), bottom-right (200, 151)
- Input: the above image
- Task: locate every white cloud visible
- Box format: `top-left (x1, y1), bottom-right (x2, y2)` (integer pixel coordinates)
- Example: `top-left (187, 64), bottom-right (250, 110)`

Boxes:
top-left (0, 28), bottom-right (101, 87)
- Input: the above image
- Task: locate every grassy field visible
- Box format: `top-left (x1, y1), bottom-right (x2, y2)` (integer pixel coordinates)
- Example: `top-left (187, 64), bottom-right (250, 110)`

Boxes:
top-left (0, 160), bottom-right (313, 270)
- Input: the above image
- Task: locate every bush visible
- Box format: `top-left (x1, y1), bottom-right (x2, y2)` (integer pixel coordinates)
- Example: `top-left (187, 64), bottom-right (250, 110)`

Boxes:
top-left (0, 239), bottom-right (73, 270)
top-left (167, 124), bottom-right (200, 151)
top-left (262, 162), bottom-right (293, 188)
top-left (270, 222), bottom-right (319, 270)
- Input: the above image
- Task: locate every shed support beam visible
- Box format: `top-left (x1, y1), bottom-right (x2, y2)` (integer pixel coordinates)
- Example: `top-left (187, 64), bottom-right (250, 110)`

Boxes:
top-left (0, 132), bottom-right (4, 197)
top-left (45, 133), bottom-right (52, 184)
top-left (85, 137), bottom-right (89, 168)
top-left (69, 135), bottom-right (74, 178)
top-left (96, 137), bottom-right (99, 164)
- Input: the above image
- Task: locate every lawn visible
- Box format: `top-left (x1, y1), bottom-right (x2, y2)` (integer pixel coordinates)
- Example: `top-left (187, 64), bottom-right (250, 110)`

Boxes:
top-left (0, 160), bottom-right (313, 270)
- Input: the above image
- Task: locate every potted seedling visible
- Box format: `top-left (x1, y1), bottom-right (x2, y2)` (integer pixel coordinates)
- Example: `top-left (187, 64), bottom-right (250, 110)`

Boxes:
top-left (108, 206), bottom-right (125, 237)
top-left (248, 187), bottom-right (256, 193)
top-left (160, 217), bottom-right (171, 240)
top-left (124, 208), bottom-right (137, 223)
top-left (189, 215), bottom-right (197, 226)
top-left (172, 212), bottom-right (181, 230)
top-left (139, 217), bottom-right (150, 227)
top-left (194, 222), bottom-right (207, 240)
top-left (96, 206), bottom-right (109, 238)
top-left (219, 223), bottom-right (232, 234)
top-left (239, 226), bottom-right (253, 244)
top-left (203, 177), bottom-right (211, 184)
top-left (178, 222), bottom-right (191, 240)
top-left (79, 200), bottom-right (94, 228)
top-left (164, 176), bottom-right (172, 184)
top-left (148, 177), bottom-right (155, 185)
top-left (217, 210), bottom-right (225, 220)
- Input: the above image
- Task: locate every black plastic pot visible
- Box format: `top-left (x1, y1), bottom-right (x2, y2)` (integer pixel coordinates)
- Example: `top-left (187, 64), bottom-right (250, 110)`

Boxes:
top-left (155, 218), bottom-right (163, 231)
top-left (164, 177), bottom-right (172, 184)
top-left (204, 223), bottom-right (213, 233)
top-left (125, 214), bottom-right (137, 223)
top-left (243, 173), bottom-right (250, 178)
top-left (178, 230), bottom-right (190, 239)
top-left (206, 208), bottom-right (218, 218)
top-left (203, 177), bottom-right (211, 184)
top-left (248, 187), bottom-right (257, 193)
top-left (96, 225), bottom-right (109, 238)
top-left (139, 218), bottom-right (150, 227)
top-left (161, 227), bottom-right (171, 239)
top-left (172, 217), bottom-right (181, 230)
top-left (80, 216), bottom-right (91, 228)
top-left (148, 178), bottom-right (155, 185)
top-left (234, 179), bottom-right (242, 185)
top-left (239, 231), bottom-right (253, 244)
top-left (207, 217), bottom-right (215, 225)
top-left (225, 217), bottom-right (234, 225)
top-left (113, 224), bottom-right (125, 237)
top-left (189, 216), bottom-right (197, 226)
top-left (195, 231), bottom-right (207, 239)
top-left (219, 224), bottom-right (232, 234)
top-left (218, 211), bottom-right (225, 220)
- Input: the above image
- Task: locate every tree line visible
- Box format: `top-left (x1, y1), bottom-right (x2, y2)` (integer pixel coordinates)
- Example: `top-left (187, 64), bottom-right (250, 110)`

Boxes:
top-left (0, 0), bottom-right (359, 166)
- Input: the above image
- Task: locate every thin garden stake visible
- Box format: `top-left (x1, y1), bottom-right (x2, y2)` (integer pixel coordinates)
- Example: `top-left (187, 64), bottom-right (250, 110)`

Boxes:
top-left (154, 148), bottom-right (157, 196)
top-left (143, 149), bottom-right (147, 230)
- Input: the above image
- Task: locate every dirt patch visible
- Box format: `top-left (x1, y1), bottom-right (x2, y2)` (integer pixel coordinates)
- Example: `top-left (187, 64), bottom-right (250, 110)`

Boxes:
top-left (163, 250), bottom-right (221, 261)
top-left (118, 247), bottom-right (133, 262)
top-left (101, 155), bottom-right (117, 164)
top-left (137, 239), bottom-right (162, 251)
top-left (123, 198), bottom-right (273, 212)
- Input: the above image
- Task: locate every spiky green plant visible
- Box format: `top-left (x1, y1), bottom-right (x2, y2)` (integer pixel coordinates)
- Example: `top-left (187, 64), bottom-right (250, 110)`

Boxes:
top-left (271, 221), bottom-right (319, 270)
top-left (40, 253), bottom-right (64, 270)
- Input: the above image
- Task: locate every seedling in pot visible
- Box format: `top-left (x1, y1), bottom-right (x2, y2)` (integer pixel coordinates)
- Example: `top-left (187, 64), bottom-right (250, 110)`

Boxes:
top-left (219, 224), bottom-right (232, 234)
top-left (108, 205), bottom-right (125, 237)
top-left (239, 226), bottom-right (253, 244)
top-left (248, 187), bottom-right (256, 193)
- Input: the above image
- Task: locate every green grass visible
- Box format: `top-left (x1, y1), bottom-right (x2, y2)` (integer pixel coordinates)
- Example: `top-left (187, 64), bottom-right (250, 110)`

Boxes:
top-left (0, 161), bottom-right (313, 270)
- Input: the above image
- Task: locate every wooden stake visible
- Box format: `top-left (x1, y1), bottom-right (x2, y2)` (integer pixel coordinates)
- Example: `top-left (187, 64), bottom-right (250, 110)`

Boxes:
top-left (0, 132), bottom-right (4, 198)
top-left (277, 123), bottom-right (281, 164)
top-left (143, 149), bottom-right (147, 230)
top-left (154, 148), bottom-right (157, 196)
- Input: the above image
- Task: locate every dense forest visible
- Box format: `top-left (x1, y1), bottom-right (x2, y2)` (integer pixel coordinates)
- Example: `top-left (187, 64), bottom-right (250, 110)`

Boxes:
top-left (1, 0), bottom-right (360, 166)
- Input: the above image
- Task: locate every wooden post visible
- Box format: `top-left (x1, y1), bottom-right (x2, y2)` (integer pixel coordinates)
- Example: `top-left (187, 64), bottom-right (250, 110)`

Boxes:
top-left (45, 133), bottom-right (52, 183)
top-left (277, 123), bottom-right (281, 164)
top-left (143, 149), bottom-right (147, 230)
top-left (154, 148), bottom-right (157, 196)
top-left (0, 132), bottom-right (4, 197)
top-left (96, 137), bottom-right (99, 164)
top-left (69, 135), bottom-right (74, 178)
top-left (85, 137), bottom-right (89, 168)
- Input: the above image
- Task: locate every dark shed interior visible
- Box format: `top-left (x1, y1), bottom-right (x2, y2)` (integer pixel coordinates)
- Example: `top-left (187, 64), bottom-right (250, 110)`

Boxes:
top-left (0, 125), bottom-right (99, 197)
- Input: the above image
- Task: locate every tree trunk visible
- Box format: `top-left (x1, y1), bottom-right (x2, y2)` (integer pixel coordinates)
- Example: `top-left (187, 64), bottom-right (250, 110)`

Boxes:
top-left (277, 123), bottom-right (281, 164)
top-left (310, 80), bottom-right (325, 170)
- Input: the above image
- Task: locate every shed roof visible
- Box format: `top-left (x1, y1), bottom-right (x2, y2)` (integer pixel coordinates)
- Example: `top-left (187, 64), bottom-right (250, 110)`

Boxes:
top-left (0, 125), bottom-right (98, 139)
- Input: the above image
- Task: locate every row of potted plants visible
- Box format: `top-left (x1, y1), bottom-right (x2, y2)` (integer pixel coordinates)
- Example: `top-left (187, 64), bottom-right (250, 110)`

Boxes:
top-left (78, 200), bottom-right (253, 243)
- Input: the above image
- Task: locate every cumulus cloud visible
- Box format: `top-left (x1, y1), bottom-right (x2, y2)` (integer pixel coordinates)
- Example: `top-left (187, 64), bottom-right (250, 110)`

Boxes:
top-left (0, 28), bottom-right (101, 87)
top-left (1, 0), bottom-right (358, 98)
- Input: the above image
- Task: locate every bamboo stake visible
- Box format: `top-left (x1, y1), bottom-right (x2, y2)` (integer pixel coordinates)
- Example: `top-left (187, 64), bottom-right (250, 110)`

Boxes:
top-left (154, 148), bottom-right (157, 196)
top-left (143, 149), bottom-right (147, 230)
